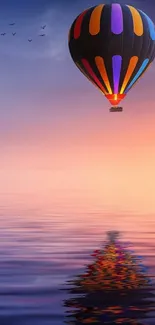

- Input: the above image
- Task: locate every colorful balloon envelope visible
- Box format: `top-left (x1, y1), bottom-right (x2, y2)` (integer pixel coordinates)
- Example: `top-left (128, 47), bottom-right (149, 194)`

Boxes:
top-left (68, 3), bottom-right (155, 110)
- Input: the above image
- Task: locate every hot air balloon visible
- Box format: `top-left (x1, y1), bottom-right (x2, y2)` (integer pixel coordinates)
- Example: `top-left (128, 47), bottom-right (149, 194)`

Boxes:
top-left (68, 3), bottom-right (155, 112)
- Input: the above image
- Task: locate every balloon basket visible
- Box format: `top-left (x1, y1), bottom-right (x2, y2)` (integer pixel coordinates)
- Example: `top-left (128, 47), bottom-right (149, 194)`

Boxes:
top-left (110, 106), bottom-right (123, 112)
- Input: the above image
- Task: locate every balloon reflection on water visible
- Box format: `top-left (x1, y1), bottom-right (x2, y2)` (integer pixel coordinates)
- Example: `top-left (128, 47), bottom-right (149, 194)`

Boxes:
top-left (64, 231), bottom-right (155, 324)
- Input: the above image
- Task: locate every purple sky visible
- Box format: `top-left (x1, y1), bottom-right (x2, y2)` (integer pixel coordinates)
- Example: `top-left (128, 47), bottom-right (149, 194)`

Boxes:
top-left (0, 0), bottom-right (155, 214)
top-left (0, 0), bottom-right (154, 128)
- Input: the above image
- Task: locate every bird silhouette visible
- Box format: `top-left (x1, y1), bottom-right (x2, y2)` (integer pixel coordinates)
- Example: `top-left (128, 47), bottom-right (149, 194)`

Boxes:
top-left (41, 25), bottom-right (46, 29)
top-left (9, 23), bottom-right (15, 26)
top-left (1, 33), bottom-right (6, 36)
top-left (12, 32), bottom-right (16, 36)
top-left (28, 39), bottom-right (32, 42)
top-left (39, 34), bottom-right (45, 36)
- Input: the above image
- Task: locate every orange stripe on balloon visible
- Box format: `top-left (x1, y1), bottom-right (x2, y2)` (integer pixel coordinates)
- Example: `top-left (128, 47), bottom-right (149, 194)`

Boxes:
top-left (81, 58), bottom-right (108, 94)
top-left (95, 56), bottom-right (112, 94)
top-left (120, 56), bottom-right (138, 94)
top-left (126, 61), bottom-right (151, 92)
top-left (127, 5), bottom-right (143, 36)
top-left (89, 4), bottom-right (104, 35)
top-left (74, 10), bottom-right (88, 39)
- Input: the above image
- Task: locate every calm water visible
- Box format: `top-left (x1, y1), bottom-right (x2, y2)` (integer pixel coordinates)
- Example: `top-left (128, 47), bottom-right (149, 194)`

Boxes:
top-left (0, 201), bottom-right (154, 325)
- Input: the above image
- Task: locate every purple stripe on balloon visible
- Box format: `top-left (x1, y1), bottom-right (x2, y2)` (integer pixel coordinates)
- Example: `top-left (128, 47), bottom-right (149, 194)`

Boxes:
top-left (111, 4), bottom-right (123, 34)
top-left (112, 55), bottom-right (122, 94)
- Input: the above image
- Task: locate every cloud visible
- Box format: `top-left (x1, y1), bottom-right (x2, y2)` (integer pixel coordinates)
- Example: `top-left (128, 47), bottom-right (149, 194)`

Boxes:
top-left (0, 5), bottom-right (70, 61)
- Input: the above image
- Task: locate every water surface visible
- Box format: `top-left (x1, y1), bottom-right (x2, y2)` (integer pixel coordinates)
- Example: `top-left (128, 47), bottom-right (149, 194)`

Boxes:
top-left (0, 200), bottom-right (154, 324)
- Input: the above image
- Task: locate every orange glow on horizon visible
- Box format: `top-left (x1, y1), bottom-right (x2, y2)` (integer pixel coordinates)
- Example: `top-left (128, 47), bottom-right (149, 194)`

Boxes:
top-left (1, 100), bottom-right (155, 214)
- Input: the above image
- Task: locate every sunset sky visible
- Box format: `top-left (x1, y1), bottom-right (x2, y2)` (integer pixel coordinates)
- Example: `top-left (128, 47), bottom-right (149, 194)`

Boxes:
top-left (1, 0), bottom-right (155, 214)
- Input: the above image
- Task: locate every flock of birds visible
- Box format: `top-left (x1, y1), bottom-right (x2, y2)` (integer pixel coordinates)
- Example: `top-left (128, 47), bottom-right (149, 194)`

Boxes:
top-left (1, 23), bottom-right (47, 42)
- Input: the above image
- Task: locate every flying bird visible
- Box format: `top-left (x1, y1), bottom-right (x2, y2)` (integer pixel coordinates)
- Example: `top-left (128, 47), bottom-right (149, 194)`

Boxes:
top-left (1, 33), bottom-right (6, 36)
top-left (28, 39), bottom-right (32, 42)
top-left (39, 34), bottom-right (45, 36)
top-left (41, 25), bottom-right (46, 29)
top-left (12, 32), bottom-right (16, 36)
top-left (9, 23), bottom-right (15, 26)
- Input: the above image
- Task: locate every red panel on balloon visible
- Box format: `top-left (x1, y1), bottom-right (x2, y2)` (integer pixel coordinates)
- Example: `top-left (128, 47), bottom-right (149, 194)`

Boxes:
top-left (105, 94), bottom-right (126, 105)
